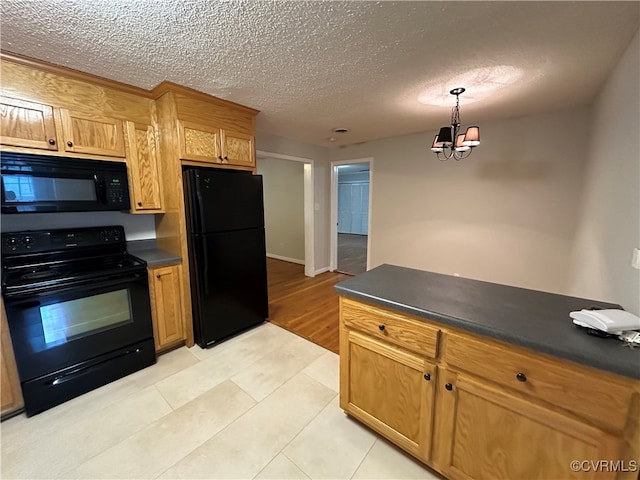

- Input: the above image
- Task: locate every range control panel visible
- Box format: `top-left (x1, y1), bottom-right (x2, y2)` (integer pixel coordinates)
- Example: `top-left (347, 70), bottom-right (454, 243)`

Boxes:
top-left (2, 226), bottom-right (127, 255)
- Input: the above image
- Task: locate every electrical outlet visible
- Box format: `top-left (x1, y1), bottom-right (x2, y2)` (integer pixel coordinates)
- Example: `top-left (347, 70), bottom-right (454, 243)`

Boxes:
top-left (632, 248), bottom-right (640, 270)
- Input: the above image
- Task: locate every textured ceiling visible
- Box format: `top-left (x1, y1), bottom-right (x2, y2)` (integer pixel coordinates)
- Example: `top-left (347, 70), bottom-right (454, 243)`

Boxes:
top-left (1, 1), bottom-right (638, 147)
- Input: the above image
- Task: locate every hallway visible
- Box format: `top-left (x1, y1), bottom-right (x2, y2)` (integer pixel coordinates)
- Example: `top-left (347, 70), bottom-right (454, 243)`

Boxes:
top-left (266, 258), bottom-right (348, 353)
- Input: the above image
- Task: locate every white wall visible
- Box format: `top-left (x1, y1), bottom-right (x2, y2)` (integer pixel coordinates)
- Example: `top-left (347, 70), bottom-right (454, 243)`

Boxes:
top-left (1, 211), bottom-right (157, 240)
top-left (568, 30), bottom-right (640, 314)
top-left (330, 106), bottom-right (592, 295)
top-left (257, 157), bottom-right (305, 263)
top-left (255, 132), bottom-right (331, 271)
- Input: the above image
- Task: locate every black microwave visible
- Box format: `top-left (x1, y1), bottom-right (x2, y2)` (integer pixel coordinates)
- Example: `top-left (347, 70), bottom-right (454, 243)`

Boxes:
top-left (1, 152), bottom-right (130, 213)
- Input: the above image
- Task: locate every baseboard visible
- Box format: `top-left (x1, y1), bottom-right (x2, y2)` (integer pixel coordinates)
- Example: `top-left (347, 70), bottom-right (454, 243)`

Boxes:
top-left (267, 253), bottom-right (305, 265)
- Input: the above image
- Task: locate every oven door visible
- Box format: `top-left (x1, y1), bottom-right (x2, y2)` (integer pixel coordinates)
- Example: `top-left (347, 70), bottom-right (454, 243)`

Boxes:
top-left (3, 271), bottom-right (154, 383)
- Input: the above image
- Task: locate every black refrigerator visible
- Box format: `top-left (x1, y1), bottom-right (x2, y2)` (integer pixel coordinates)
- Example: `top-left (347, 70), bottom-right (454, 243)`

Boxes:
top-left (183, 167), bottom-right (269, 348)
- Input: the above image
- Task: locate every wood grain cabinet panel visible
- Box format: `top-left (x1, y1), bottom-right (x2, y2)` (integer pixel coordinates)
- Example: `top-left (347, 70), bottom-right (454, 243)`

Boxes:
top-left (432, 368), bottom-right (622, 480)
top-left (0, 96), bottom-right (58, 151)
top-left (178, 120), bottom-right (221, 164)
top-left (148, 265), bottom-right (185, 352)
top-left (1, 298), bottom-right (23, 417)
top-left (339, 297), bottom-right (640, 480)
top-left (341, 297), bottom-right (439, 358)
top-left (177, 120), bottom-right (255, 167)
top-left (442, 331), bottom-right (635, 432)
top-left (125, 121), bottom-right (164, 213)
top-left (341, 328), bottom-right (436, 461)
top-left (59, 109), bottom-right (125, 157)
top-left (220, 130), bottom-right (255, 167)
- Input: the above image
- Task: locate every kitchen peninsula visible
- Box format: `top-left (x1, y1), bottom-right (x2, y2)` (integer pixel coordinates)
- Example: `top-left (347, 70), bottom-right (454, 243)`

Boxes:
top-left (336, 264), bottom-right (640, 480)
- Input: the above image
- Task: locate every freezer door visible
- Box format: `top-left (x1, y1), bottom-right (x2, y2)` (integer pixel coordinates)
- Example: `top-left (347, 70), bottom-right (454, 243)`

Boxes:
top-left (190, 229), bottom-right (269, 347)
top-left (184, 167), bottom-right (264, 234)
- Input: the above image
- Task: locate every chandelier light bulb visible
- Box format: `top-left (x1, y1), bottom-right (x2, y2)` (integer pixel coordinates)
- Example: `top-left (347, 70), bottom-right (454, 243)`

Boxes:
top-left (431, 88), bottom-right (480, 161)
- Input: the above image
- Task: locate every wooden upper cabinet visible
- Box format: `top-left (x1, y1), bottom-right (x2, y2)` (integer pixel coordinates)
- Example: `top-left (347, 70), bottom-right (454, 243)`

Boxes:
top-left (177, 120), bottom-right (255, 168)
top-left (58, 109), bottom-right (126, 157)
top-left (177, 120), bottom-right (221, 164)
top-left (125, 121), bottom-right (164, 213)
top-left (221, 130), bottom-right (255, 167)
top-left (0, 96), bottom-right (58, 151)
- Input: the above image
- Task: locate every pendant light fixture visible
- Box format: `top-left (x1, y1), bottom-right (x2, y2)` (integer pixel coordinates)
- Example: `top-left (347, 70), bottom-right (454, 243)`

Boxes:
top-left (431, 87), bottom-right (480, 161)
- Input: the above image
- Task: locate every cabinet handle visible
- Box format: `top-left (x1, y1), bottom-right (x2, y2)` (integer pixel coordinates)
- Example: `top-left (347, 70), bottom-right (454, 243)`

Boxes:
top-left (218, 155), bottom-right (223, 160)
top-left (223, 156), bottom-right (228, 161)
top-left (445, 383), bottom-right (453, 391)
top-left (378, 324), bottom-right (385, 331)
top-left (423, 373), bottom-right (431, 381)
top-left (48, 138), bottom-right (56, 145)
top-left (516, 372), bottom-right (527, 382)
top-left (67, 141), bottom-right (73, 147)
top-left (137, 202), bottom-right (143, 206)
top-left (156, 274), bottom-right (161, 279)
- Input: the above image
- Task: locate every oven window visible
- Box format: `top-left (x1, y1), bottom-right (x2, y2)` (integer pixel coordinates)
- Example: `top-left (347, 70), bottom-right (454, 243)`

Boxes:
top-left (2, 175), bottom-right (97, 202)
top-left (40, 289), bottom-right (132, 345)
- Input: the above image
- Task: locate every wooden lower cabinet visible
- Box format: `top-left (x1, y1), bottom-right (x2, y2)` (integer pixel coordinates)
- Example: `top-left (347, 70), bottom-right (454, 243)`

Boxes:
top-left (339, 297), bottom-right (640, 480)
top-left (1, 298), bottom-right (23, 417)
top-left (340, 328), bottom-right (436, 461)
top-left (431, 368), bottom-right (622, 480)
top-left (148, 264), bottom-right (185, 352)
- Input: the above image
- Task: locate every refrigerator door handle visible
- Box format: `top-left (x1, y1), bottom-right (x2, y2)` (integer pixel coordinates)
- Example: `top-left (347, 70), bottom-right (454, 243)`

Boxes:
top-left (185, 169), bottom-right (207, 233)
top-left (201, 238), bottom-right (210, 295)
top-left (192, 174), bottom-right (207, 234)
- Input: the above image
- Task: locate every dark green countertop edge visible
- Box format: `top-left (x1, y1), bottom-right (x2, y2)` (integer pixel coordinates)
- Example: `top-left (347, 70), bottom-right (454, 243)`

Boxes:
top-left (335, 264), bottom-right (640, 380)
top-left (127, 239), bottom-right (181, 268)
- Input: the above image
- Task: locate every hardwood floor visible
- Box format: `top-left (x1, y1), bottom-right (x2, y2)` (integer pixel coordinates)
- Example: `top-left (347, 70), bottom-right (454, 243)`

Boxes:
top-left (337, 233), bottom-right (367, 275)
top-left (266, 258), bottom-right (349, 354)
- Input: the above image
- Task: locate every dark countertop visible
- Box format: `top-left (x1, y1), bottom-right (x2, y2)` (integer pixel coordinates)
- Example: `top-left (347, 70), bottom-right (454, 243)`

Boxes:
top-left (127, 239), bottom-right (181, 268)
top-left (335, 264), bottom-right (640, 379)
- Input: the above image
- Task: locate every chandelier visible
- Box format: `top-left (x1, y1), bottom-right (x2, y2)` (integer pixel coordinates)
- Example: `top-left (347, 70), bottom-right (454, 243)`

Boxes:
top-left (430, 87), bottom-right (480, 161)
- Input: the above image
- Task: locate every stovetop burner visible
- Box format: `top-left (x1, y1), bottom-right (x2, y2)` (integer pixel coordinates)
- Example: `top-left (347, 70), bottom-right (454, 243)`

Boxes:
top-left (1, 226), bottom-right (147, 295)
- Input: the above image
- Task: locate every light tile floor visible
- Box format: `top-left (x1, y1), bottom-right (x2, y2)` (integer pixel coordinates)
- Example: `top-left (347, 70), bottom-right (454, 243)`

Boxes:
top-left (1, 323), bottom-right (441, 479)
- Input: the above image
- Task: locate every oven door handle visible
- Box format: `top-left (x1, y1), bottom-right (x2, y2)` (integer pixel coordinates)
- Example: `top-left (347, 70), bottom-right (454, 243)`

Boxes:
top-left (2, 271), bottom-right (146, 300)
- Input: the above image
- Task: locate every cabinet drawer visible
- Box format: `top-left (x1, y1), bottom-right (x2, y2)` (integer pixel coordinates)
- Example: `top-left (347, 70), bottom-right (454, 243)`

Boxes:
top-left (340, 298), bottom-right (439, 358)
top-left (442, 331), bottom-right (635, 431)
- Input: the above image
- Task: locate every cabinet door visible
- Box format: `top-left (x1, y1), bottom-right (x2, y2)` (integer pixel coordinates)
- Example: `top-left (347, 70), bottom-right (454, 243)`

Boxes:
top-left (0, 96), bottom-right (58, 151)
top-left (149, 265), bottom-right (184, 351)
top-left (177, 120), bottom-right (221, 164)
top-left (432, 369), bottom-right (622, 480)
top-left (59, 109), bottom-right (125, 157)
top-left (220, 130), bottom-right (255, 167)
top-left (125, 121), bottom-right (164, 213)
top-left (1, 298), bottom-right (23, 416)
top-left (341, 329), bottom-right (435, 461)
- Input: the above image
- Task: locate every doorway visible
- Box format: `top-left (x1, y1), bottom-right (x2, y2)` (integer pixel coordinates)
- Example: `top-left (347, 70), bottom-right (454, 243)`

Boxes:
top-left (256, 151), bottom-right (315, 277)
top-left (330, 158), bottom-right (373, 275)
